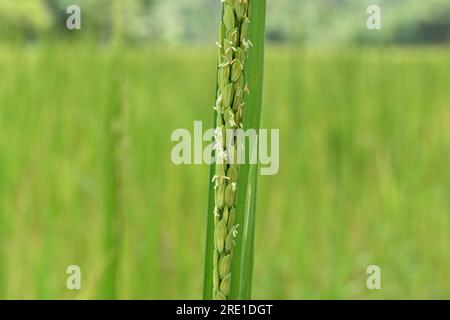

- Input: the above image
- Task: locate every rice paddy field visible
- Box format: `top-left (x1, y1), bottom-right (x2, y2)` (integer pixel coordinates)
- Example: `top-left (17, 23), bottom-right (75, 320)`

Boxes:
top-left (0, 44), bottom-right (449, 299)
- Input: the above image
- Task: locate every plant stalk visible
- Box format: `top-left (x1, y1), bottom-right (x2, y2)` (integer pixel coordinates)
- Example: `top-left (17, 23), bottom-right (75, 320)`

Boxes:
top-left (203, 0), bottom-right (266, 300)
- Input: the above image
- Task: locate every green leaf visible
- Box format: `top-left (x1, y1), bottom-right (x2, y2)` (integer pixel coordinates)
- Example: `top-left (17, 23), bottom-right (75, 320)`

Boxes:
top-left (230, 1), bottom-right (267, 299)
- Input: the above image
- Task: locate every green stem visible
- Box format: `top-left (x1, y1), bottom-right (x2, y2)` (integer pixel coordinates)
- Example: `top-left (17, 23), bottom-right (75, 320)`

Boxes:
top-left (101, 58), bottom-right (124, 300)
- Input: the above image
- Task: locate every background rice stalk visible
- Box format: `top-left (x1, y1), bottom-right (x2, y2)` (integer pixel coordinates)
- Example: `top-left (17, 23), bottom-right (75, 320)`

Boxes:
top-left (99, 0), bottom-right (126, 299)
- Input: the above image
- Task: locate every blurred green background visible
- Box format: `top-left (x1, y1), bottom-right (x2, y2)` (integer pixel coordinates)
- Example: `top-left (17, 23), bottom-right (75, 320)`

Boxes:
top-left (0, 0), bottom-right (449, 299)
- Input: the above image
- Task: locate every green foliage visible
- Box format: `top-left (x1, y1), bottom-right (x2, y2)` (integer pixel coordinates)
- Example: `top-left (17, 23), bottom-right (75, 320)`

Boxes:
top-left (266, 0), bottom-right (450, 44)
top-left (0, 44), bottom-right (449, 298)
top-left (1, 0), bottom-right (449, 44)
top-left (0, 0), bottom-right (52, 40)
